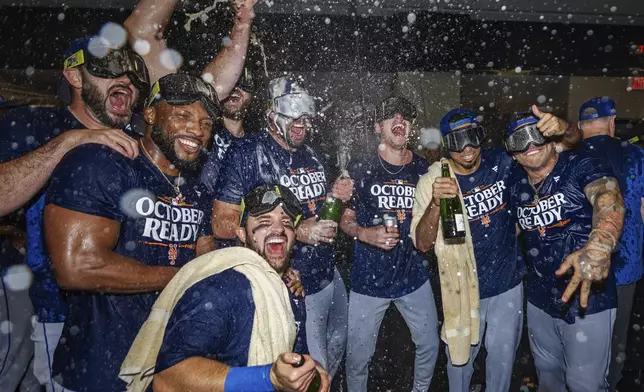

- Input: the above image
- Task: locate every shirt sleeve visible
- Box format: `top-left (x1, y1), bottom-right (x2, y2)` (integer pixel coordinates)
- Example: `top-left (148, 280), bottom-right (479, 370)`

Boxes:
top-left (0, 107), bottom-right (54, 163)
top-left (213, 141), bottom-right (249, 206)
top-left (155, 274), bottom-right (251, 373)
top-left (572, 154), bottom-right (615, 191)
top-left (410, 163), bottom-right (440, 248)
top-left (46, 144), bottom-right (134, 221)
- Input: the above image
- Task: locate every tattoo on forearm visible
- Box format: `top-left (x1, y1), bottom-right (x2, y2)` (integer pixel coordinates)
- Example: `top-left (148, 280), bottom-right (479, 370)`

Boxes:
top-left (584, 177), bottom-right (624, 253)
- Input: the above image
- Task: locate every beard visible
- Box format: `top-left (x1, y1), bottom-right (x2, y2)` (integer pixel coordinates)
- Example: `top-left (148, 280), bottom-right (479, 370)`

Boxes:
top-left (150, 124), bottom-right (207, 174)
top-left (81, 79), bottom-right (131, 128)
top-left (222, 100), bottom-right (250, 121)
top-left (245, 233), bottom-right (290, 274)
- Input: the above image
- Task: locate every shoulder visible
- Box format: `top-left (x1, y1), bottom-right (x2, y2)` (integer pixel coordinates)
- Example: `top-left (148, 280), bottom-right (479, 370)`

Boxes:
top-left (53, 144), bottom-right (135, 185)
top-left (185, 270), bottom-right (253, 306)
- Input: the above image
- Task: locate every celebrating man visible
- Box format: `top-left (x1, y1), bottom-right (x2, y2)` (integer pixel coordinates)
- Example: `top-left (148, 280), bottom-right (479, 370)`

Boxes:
top-left (121, 184), bottom-right (329, 392)
top-left (44, 73), bottom-right (218, 392)
top-left (212, 76), bottom-right (352, 377)
top-left (506, 111), bottom-right (623, 391)
top-left (340, 97), bottom-right (440, 392)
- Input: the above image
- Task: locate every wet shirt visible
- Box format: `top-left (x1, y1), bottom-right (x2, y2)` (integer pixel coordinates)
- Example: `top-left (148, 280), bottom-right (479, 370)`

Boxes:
top-left (348, 153), bottom-right (429, 298)
top-left (578, 135), bottom-right (644, 286)
top-left (0, 106), bottom-right (81, 323)
top-left (155, 269), bottom-right (307, 373)
top-left (455, 148), bottom-right (525, 299)
top-left (47, 144), bottom-right (212, 392)
top-left (214, 131), bottom-right (334, 295)
top-left (508, 152), bottom-right (617, 322)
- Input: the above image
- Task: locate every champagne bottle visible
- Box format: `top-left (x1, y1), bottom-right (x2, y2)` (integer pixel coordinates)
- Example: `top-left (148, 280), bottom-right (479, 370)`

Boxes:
top-left (318, 170), bottom-right (349, 223)
top-left (440, 162), bottom-right (466, 239)
top-left (292, 354), bottom-right (322, 392)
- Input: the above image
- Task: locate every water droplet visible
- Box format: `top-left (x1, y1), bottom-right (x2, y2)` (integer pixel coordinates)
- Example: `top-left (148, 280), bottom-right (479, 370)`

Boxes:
top-left (133, 39), bottom-right (151, 56)
top-left (488, 81), bottom-right (495, 87)
top-left (160, 49), bottom-right (183, 70)
top-left (529, 248), bottom-right (539, 256)
top-left (378, 143), bottom-right (386, 151)
top-left (204, 302), bottom-right (213, 310)
top-left (70, 325), bottom-right (81, 335)
top-left (0, 321), bottom-right (13, 335)
top-left (537, 95), bottom-right (547, 104)
top-left (576, 331), bottom-right (588, 342)
top-left (515, 66), bottom-right (522, 73)
top-left (202, 72), bottom-right (214, 84)
top-left (501, 5), bottom-right (507, 10)
top-left (324, 18), bottom-right (331, 25)
top-left (125, 241), bottom-right (137, 251)
top-left (402, 26), bottom-right (409, 33)
top-left (633, 324), bottom-right (641, 331)
top-left (587, 29), bottom-right (594, 36)
top-left (100, 22), bottom-right (127, 48)
top-left (57, 12), bottom-right (65, 21)
top-left (407, 12), bottom-right (417, 24)
top-left (610, 6), bottom-right (617, 12)
top-left (3, 265), bottom-right (32, 291)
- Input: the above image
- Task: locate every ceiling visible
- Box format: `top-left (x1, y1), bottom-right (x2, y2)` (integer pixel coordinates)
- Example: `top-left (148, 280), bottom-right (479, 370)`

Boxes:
top-left (1, 0), bottom-right (644, 25)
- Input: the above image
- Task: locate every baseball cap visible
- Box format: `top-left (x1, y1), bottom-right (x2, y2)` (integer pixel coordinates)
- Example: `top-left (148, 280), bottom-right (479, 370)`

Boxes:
top-left (146, 73), bottom-right (221, 119)
top-left (439, 108), bottom-right (479, 136)
top-left (268, 76), bottom-right (316, 119)
top-left (240, 184), bottom-right (303, 226)
top-left (374, 96), bottom-right (417, 123)
top-left (579, 97), bottom-right (617, 121)
top-left (57, 36), bottom-right (150, 105)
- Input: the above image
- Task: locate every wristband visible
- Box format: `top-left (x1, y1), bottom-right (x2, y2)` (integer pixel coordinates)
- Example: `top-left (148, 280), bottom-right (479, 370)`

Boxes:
top-left (224, 364), bottom-right (274, 392)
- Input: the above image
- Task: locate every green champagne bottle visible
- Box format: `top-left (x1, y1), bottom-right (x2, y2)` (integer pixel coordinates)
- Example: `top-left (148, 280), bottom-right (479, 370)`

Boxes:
top-left (440, 162), bottom-right (466, 239)
top-left (292, 354), bottom-right (322, 392)
top-left (318, 195), bottom-right (343, 222)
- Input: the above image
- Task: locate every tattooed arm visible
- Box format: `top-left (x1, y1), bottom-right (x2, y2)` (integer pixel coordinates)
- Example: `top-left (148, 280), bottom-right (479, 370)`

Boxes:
top-left (555, 177), bottom-right (624, 307)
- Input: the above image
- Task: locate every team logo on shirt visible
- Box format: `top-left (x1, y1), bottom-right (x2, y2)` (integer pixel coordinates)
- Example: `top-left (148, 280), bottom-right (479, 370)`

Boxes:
top-left (280, 167), bottom-right (327, 213)
top-left (516, 193), bottom-right (570, 237)
top-left (462, 180), bottom-right (507, 226)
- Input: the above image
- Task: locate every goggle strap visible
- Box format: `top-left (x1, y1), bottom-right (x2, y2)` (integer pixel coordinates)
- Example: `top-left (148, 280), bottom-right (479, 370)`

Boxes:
top-left (64, 49), bottom-right (86, 70)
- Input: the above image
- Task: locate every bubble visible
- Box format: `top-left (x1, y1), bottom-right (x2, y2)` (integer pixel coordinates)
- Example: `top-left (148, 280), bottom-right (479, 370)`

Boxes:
top-left (486, 61), bottom-right (494, 67)
top-left (87, 36), bottom-right (111, 58)
top-left (627, 87), bottom-right (633, 92)
top-left (354, 31), bottom-right (359, 36)
top-left (402, 26), bottom-right (409, 33)
top-left (514, 66), bottom-right (522, 73)
top-left (57, 12), bottom-right (65, 21)
top-left (3, 265), bottom-right (33, 291)
top-left (133, 39), bottom-right (151, 56)
top-left (537, 95), bottom-right (547, 104)
top-left (160, 49), bottom-right (183, 71)
top-left (479, 106), bottom-right (484, 111)
top-left (520, 192), bottom-right (531, 201)
top-left (469, 177), bottom-right (476, 182)
top-left (567, 14), bottom-right (573, 19)
top-left (119, 188), bottom-right (157, 219)
top-left (455, 70), bottom-right (461, 76)
top-left (100, 22), bottom-right (127, 48)
top-left (488, 81), bottom-right (495, 87)
top-left (222, 36), bottom-right (233, 47)
top-left (202, 72), bottom-right (214, 84)
top-left (0, 321), bottom-right (13, 335)
top-left (443, 36), bottom-right (449, 42)
top-left (539, 15), bottom-right (544, 20)
top-left (502, 86), bottom-right (510, 94)
top-left (610, 6), bottom-right (617, 12)
top-left (204, 302), bottom-right (213, 310)
top-left (419, 128), bottom-right (442, 149)
top-left (70, 325), bottom-right (81, 335)
top-left (10, 142), bottom-right (18, 150)
top-left (407, 12), bottom-right (417, 24)
top-left (313, 5), bottom-right (321, 11)
top-left (324, 17), bottom-right (330, 24)
top-left (24, 66), bottom-right (35, 78)
top-left (125, 241), bottom-right (137, 251)
top-left (489, 102), bottom-right (495, 108)
top-left (587, 29), bottom-right (594, 36)
top-left (633, 324), bottom-right (641, 331)
top-left (605, 45), bottom-right (613, 53)
top-left (576, 331), bottom-right (588, 343)
top-left (551, 29), bottom-right (557, 35)
top-left (528, 248), bottom-right (539, 257)
top-left (501, 5), bottom-right (507, 10)
top-left (378, 143), bottom-right (386, 151)
top-left (615, 351), bottom-right (626, 364)
top-left (457, 271), bottom-right (462, 277)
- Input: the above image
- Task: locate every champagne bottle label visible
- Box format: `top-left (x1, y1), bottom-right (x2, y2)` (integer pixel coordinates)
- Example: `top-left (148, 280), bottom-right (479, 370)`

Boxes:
top-left (454, 213), bottom-right (465, 232)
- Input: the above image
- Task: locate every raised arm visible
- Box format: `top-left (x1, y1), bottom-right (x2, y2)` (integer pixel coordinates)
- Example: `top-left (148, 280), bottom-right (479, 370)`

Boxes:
top-left (556, 176), bottom-right (624, 307)
top-left (124, 0), bottom-right (180, 83)
top-left (531, 104), bottom-right (582, 151)
top-left (0, 129), bottom-right (137, 218)
top-left (202, 0), bottom-right (257, 100)
top-left (44, 205), bottom-right (177, 293)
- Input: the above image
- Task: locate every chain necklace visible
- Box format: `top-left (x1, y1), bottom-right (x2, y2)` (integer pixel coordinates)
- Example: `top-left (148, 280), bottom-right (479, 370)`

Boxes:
top-left (140, 141), bottom-right (185, 205)
top-left (529, 170), bottom-right (552, 205)
top-left (378, 151), bottom-right (408, 175)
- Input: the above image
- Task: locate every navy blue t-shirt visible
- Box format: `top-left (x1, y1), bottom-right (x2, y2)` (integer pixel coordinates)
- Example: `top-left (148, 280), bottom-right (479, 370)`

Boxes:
top-left (156, 268), bottom-right (307, 374)
top-left (201, 125), bottom-right (235, 195)
top-left (455, 148), bottom-right (525, 299)
top-left (348, 153), bottom-right (429, 298)
top-left (509, 152), bottom-right (617, 323)
top-left (47, 144), bottom-right (213, 392)
top-left (0, 106), bottom-right (82, 323)
top-left (578, 135), bottom-right (644, 286)
top-left (214, 131), bottom-right (334, 295)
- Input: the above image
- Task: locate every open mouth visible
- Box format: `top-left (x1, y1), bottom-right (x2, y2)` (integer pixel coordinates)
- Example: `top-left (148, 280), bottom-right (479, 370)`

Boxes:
top-left (523, 144), bottom-right (543, 156)
top-left (290, 124), bottom-right (306, 141)
top-left (392, 124), bottom-right (406, 138)
top-left (107, 87), bottom-right (132, 116)
top-left (175, 136), bottom-right (202, 154)
top-left (266, 236), bottom-right (287, 255)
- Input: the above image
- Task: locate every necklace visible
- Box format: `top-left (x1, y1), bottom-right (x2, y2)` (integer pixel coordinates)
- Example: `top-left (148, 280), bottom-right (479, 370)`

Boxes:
top-left (529, 171), bottom-right (551, 205)
top-left (378, 152), bottom-right (408, 175)
top-left (140, 141), bottom-right (185, 205)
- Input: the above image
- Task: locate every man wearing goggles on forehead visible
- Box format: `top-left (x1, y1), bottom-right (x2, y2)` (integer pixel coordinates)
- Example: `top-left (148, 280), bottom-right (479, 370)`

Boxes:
top-left (411, 105), bottom-right (577, 392)
top-left (340, 96), bottom-right (440, 392)
top-left (0, 35), bottom-right (149, 391)
top-left (505, 111), bottom-right (624, 392)
top-left (119, 184), bottom-right (330, 392)
top-left (212, 75), bottom-right (353, 379)
top-left (43, 73), bottom-right (218, 392)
